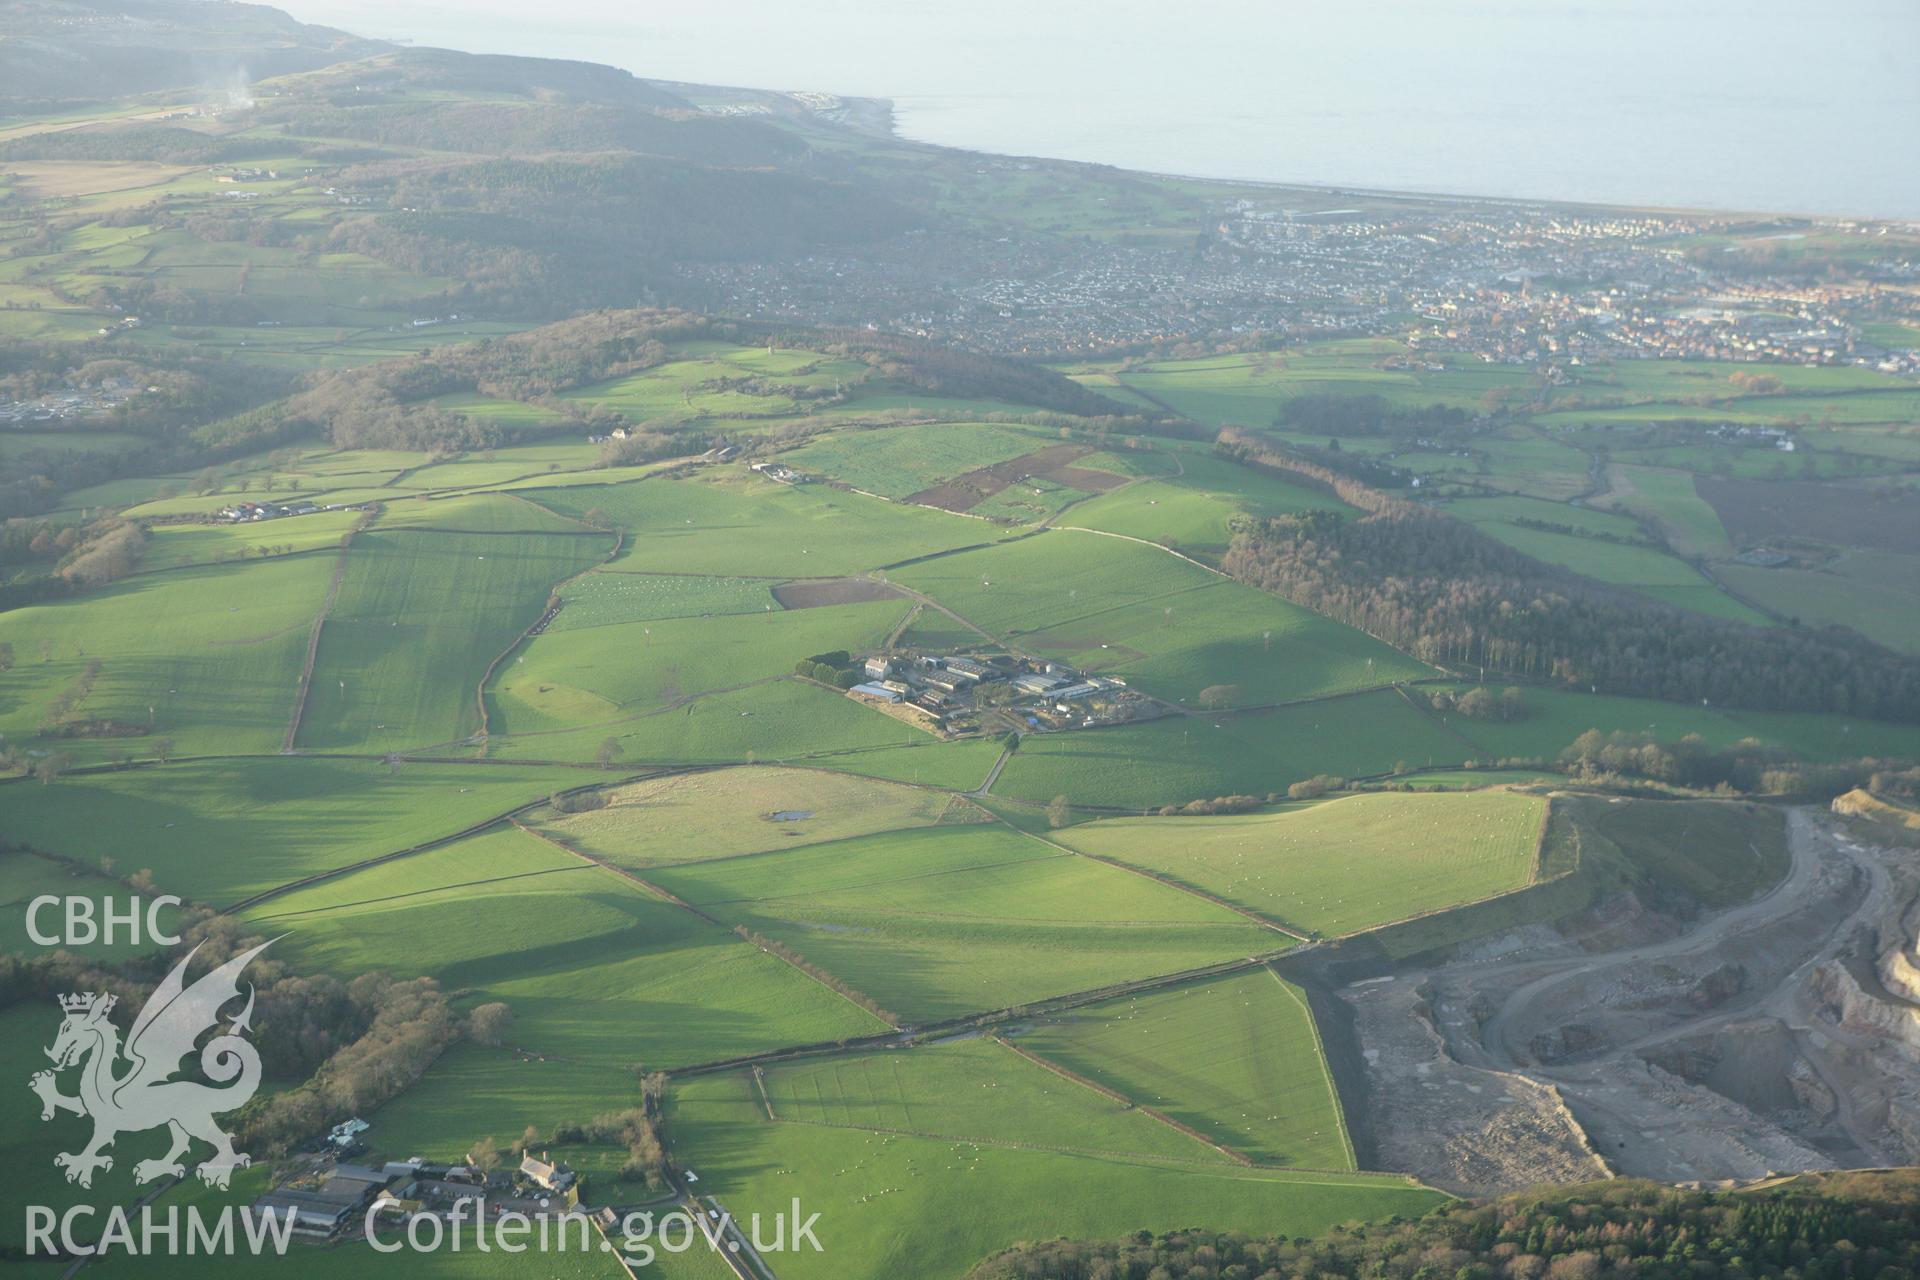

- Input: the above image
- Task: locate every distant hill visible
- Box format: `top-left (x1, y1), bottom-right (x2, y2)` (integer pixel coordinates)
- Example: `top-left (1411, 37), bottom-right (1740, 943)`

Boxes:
top-left (0, 0), bottom-right (389, 102)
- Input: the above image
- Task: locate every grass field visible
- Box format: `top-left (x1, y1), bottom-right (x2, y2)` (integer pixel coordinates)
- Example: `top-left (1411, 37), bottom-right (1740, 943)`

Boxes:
top-left (369, 491), bottom-right (594, 533)
top-left (139, 511), bottom-right (360, 570)
top-left (1602, 465), bottom-right (1732, 557)
top-left (1436, 685), bottom-right (1920, 764)
top-left (1022, 575), bottom-right (1432, 707)
top-left (0, 851), bottom-right (182, 960)
top-left (532, 765), bottom-right (967, 868)
top-left (1059, 791), bottom-right (1544, 937)
top-left (488, 678), bottom-right (937, 767)
top-left (1442, 494), bottom-right (1769, 623)
top-left (892, 529), bottom-right (1429, 705)
top-left (1017, 967), bottom-right (1351, 1167)
top-left (248, 826), bottom-right (889, 1072)
top-left (0, 554), bottom-right (336, 761)
top-left (549, 572), bottom-right (781, 630)
top-left (645, 824), bottom-right (1281, 1022)
top-left (893, 532), bottom-right (1211, 637)
top-left (783, 422), bottom-right (1063, 499)
top-left (490, 599), bottom-right (909, 735)
top-left (757, 1036), bottom-right (1223, 1163)
top-left (663, 1069), bottom-right (1441, 1280)
top-left (532, 471), bottom-right (991, 578)
top-left (0, 1003), bottom-right (170, 1251)
top-left (297, 530), bottom-right (609, 752)
top-left (1718, 550), bottom-right (1920, 653)
top-left (362, 1041), bottom-right (646, 1161)
top-left (1062, 453), bottom-right (1346, 556)
top-left (0, 757), bottom-right (589, 905)
top-left (990, 689), bottom-right (1468, 808)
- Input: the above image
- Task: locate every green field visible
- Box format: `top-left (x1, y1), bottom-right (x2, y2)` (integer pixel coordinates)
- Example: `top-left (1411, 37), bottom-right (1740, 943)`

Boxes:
top-left (757, 1036), bottom-right (1223, 1163)
top-left (532, 472), bottom-right (992, 578)
top-left (1022, 575), bottom-right (1432, 707)
top-left (248, 825), bottom-right (889, 1074)
top-left (1059, 791), bottom-right (1544, 937)
top-left (991, 690), bottom-right (1468, 808)
top-left (550, 572), bottom-right (781, 629)
top-left (0, 554), bottom-right (336, 761)
top-left (489, 677), bottom-right (940, 767)
top-left (663, 1069), bottom-right (1440, 1280)
top-left (0, 1003), bottom-right (176, 1251)
top-left (1442, 493), bottom-right (1769, 622)
top-left (1434, 685), bottom-right (1920, 764)
top-left (1603, 465), bottom-right (1732, 557)
top-left (139, 510), bottom-right (360, 570)
top-left (783, 422), bottom-right (1065, 499)
top-left (369, 491), bottom-right (594, 533)
top-left (0, 757), bottom-right (590, 905)
top-left (1017, 968), bottom-right (1351, 1167)
top-left (1719, 550), bottom-right (1920, 654)
top-left (491, 599), bottom-right (909, 735)
top-left (892, 530), bottom-right (1430, 706)
top-left (532, 765), bottom-right (969, 868)
top-left (1062, 453), bottom-right (1346, 556)
top-left (0, 850), bottom-right (183, 960)
top-left (297, 530), bottom-right (609, 751)
top-left (645, 824), bottom-right (1282, 1022)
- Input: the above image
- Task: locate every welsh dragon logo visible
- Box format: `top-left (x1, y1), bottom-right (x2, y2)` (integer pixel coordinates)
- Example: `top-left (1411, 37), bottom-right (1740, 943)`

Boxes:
top-left (30, 940), bottom-right (272, 1190)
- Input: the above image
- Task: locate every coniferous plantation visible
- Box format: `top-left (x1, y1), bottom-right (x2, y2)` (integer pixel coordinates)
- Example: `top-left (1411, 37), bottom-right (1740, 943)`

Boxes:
top-left (2, 1), bottom-right (1919, 1277)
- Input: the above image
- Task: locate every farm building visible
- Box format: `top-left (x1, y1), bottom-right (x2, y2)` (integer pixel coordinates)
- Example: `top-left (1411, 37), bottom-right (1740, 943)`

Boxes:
top-left (942, 657), bottom-right (996, 682)
top-left (850, 682), bottom-right (903, 703)
top-left (252, 1164), bottom-right (391, 1238)
top-left (520, 1155), bottom-right (573, 1192)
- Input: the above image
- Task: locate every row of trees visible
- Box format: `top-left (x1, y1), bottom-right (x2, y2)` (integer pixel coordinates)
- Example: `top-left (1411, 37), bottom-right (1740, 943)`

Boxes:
top-left (1558, 730), bottom-right (1908, 798)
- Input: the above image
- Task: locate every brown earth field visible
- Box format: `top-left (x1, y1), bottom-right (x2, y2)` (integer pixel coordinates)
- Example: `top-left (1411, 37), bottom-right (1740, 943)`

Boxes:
top-left (1697, 476), bottom-right (1920, 552)
top-left (907, 444), bottom-right (1127, 512)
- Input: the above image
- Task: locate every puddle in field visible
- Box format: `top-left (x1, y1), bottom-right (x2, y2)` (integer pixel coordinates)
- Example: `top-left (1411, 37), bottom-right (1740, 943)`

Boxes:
top-left (769, 810), bottom-right (816, 821)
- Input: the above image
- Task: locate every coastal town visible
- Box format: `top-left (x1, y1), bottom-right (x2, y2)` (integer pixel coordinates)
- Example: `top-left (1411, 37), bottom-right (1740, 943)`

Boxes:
top-left (675, 192), bottom-right (1920, 369)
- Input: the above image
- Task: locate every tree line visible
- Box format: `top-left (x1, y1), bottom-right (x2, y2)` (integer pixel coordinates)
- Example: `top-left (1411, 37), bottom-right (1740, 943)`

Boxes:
top-left (966, 1172), bottom-right (1920, 1280)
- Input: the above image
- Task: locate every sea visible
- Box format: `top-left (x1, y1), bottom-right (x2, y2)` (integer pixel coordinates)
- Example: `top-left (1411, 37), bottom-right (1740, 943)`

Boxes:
top-left (281, 0), bottom-right (1920, 219)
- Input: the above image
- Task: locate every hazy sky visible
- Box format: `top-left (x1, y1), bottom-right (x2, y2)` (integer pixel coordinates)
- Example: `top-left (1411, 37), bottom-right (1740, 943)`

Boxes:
top-left (277, 0), bottom-right (1920, 215)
